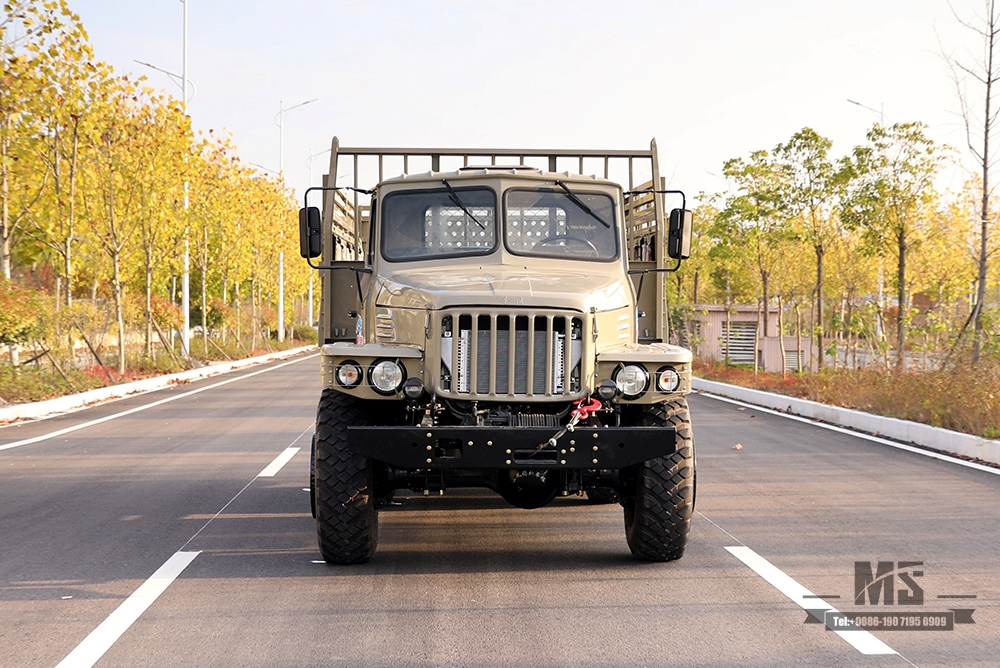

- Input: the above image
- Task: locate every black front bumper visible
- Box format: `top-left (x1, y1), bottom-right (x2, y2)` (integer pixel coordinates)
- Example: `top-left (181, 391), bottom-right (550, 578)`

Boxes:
top-left (348, 425), bottom-right (676, 469)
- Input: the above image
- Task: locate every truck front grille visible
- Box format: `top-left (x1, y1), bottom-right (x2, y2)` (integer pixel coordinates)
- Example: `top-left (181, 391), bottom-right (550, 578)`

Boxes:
top-left (439, 311), bottom-right (583, 399)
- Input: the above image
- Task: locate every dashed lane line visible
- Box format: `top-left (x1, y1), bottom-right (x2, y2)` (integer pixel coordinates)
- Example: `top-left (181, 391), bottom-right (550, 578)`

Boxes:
top-left (53, 427), bottom-right (311, 667)
top-left (726, 546), bottom-right (899, 657)
top-left (258, 446), bottom-right (302, 477)
top-left (54, 551), bottom-right (200, 668)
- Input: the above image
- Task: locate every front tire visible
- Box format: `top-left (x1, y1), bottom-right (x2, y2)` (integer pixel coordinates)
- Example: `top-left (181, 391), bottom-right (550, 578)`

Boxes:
top-left (621, 398), bottom-right (696, 562)
top-left (314, 389), bottom-right (378, 564)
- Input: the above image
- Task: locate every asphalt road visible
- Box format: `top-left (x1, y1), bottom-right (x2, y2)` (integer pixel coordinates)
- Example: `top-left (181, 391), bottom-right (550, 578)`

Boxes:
top-left (1, 353), bottom-right (996, 668)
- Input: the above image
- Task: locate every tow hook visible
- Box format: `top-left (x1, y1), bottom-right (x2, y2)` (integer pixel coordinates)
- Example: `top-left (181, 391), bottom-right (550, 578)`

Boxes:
top-left (544, 396), bottom-right (604, 448)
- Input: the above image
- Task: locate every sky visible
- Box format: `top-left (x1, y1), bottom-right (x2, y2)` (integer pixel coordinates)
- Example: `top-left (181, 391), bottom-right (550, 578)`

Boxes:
top-left (68, 0), bottom-right (987, 206)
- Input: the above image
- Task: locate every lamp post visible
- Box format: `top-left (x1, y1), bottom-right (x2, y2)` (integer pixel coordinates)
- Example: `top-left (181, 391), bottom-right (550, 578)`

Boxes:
top-left (305, 148), bottom-right (329, 327)
top-left (305, 148), bottom-right (332, 328)
top-left (307, 147), bottom-right (330, 186)
top-left (276, 98), bottom-right (318, 177)
top-left (274, 98), bottom-right (317, 342)
top-left (133, 59), bottom-right (196, 102)
top-left (181, 0), bottom-right (190, 359)
top-left (847, 98), bottom-right (891, 341)
top-left (134, 1), bottom-right (193, 358)
top-left (846, 99), bottom-right (886, 126)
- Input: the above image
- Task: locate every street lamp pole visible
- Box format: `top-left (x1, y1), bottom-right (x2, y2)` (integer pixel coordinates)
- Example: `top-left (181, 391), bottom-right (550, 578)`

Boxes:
top-left (274, 98), bottom-right (317, 343)
top-left (181, 0), bottom-right (190, 359)
top-left (847, 98), bottom-right (889, 340)
top-left (305, 148), bottom-right (329, 328)
top-left (846, 99), bottom-right (886, 126)
top-left (276, 98), bottom-right (318, 178)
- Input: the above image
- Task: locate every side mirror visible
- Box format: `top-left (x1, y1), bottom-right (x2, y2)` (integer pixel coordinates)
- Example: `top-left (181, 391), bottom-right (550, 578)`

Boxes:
top-left (299, 206), bottom-right (322, 259)
top-left (667, 208), bottom-right (692, 260)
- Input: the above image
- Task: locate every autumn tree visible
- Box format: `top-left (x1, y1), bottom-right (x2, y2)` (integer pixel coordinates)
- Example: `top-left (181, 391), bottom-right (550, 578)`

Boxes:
top-left (774, 128), bottom-right (839, 369)
top-left (0, 0), bottom-right (89, 278)
top-left (840, 122), bottom-right (946, 369)
top-left (128, 90), bottom-right (189, 357)
top-left (946, 0), bottom-right (1000, 362)
top-left (713, 150), bottom-right (791, 338)
top-left (80, 76), bottom-right (152, 374)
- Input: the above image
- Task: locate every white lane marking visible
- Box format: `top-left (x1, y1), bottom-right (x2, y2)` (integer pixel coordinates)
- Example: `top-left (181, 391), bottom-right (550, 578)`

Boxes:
top-left (258, 446), bottom-right (301, 477)
top-left (698, 391), bottom-right (1000, 477)
top-left (55, 551), bottom-right (200, 668)
top-left (178, 428), bottom-right (312, 552)
top-left (0, 354), bottom-right (317, 453)
top-left (725, 546), bottom-right (897, 656)
top-left (50, 426), bottom-right (312, 665)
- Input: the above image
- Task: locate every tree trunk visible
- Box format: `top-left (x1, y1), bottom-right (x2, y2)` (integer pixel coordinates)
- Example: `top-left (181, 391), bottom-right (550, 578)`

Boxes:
top-left (777, 296), bottom-right (787, 376)
top-left (202, 226), bottom-right (209, 356)
top-left (796, 303), bottom-right (803, 373)
top-left (815, 244), bottom-right (825, 370)
top-left (113, 253), bottom-right (126, 376)
top-left (761, 271), bottom-right (770, 338)
top-left (145, 266), bottom-right (154, 358)
top-left (973, 121), bottom-right (991, 364)
top-left (896, 230), bottom-right (907, 370)
top-left (1, 113), bottom-right (11, 280)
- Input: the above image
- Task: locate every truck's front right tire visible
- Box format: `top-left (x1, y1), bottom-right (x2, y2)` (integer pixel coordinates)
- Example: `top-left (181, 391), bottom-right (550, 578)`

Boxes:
top-left (314, 389), bottom-right (378, 564)
top-left (621, 398), bottom-right (695, 562)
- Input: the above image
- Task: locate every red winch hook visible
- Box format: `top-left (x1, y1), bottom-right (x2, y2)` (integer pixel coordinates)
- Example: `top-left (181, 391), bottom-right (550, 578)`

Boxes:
top-left (570, 396), bottom-right (603, 421)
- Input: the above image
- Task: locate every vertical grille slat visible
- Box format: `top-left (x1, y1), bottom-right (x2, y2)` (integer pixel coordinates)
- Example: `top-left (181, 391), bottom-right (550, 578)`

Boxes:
top-left (442, 310), bottom-right (583, 399)
top-left (489, 316), bottom-right (498, 394)
top-left (514, 320), bottom-right (528, 394)
top-left (526, 317), bottom-right (536, 396)
top-left (475, 315), bottom-right (489, 394)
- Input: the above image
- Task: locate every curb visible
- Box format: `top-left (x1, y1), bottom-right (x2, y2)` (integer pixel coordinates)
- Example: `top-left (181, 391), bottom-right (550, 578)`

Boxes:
top-left (692, 377), bottom-right (1000, 467)
top-left (0, 346), bottom-right (318, 425)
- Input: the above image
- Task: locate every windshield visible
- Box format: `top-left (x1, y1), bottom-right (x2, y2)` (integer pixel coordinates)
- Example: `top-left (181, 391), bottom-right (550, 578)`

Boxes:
top-left (505, 188), bottom-right (618, 260)
top-left (381, 187), bottom-right (497, 261)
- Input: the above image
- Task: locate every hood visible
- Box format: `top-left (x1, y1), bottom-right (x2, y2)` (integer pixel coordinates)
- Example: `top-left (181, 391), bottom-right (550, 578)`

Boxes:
top-left (375, 264), bottom-right (633, 312)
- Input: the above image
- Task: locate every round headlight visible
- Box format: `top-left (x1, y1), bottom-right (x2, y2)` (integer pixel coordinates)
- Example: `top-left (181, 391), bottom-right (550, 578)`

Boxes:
top-left (336, 361), bottom-right (363, 388)
top-left (656, 366), bottom-right (681, 393)
top-left (614, 364), bottom-right (649, 399)
top-left (369, 359), bottom-right (405, 395)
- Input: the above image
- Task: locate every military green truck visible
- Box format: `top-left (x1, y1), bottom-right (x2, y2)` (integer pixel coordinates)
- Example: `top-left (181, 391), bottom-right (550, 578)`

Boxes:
top-left (298, 139), bottom-right (694, 564)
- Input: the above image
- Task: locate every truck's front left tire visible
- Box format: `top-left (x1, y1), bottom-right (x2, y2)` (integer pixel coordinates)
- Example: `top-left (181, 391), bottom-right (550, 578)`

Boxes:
top-left (621, 398), bottom-right (696, 562)
top-left (314, 389), bottom-right (378, 564)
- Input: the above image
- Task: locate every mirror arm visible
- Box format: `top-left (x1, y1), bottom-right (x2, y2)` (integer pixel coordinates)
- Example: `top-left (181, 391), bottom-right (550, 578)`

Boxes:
top-left (627, 258), bottom-right (682, 277)
top-left (305, 257), bottom-right (372, 274)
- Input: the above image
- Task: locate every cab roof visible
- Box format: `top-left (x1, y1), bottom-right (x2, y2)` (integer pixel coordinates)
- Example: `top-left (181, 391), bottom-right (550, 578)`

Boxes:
top-left (378, 166), bottom-right (621, 190)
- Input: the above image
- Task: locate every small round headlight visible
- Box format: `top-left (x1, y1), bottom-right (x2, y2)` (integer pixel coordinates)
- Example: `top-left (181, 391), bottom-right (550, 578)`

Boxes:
top-left (336, 361), bottom-right (363, 388)
top-left (614, 364), bottom-right (649, 399)
top-left (656, 366), bottom-right (681, 393)
top-left (369, 359), bottom-right (405, 395)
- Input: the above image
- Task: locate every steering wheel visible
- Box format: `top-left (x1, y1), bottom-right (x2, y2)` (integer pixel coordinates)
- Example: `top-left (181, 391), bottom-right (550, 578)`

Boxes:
top-left (537, 235), bottom-right (599, 255)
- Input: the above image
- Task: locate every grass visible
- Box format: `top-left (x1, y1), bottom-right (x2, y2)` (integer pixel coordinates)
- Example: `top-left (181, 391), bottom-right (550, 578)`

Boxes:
top-left (0, 332), bottom-right (316, 407)
top-left (694, 360), bottom-right (1000, 440)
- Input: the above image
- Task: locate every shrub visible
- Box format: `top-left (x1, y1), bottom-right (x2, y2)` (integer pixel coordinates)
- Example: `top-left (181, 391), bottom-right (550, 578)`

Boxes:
top-left (0, 279), bottom-right (42, 346)
top-left (694, 359), bottom-right (1000, 439)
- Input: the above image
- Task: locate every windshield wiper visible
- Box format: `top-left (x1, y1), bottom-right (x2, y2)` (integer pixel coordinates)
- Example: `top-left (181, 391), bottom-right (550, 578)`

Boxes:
top-left (554, 180), bottom-right (611, 228)
top-left (442, 179), bottom-right (486, 229)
